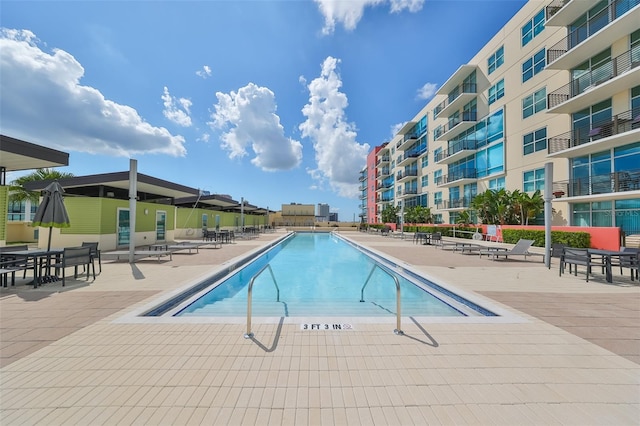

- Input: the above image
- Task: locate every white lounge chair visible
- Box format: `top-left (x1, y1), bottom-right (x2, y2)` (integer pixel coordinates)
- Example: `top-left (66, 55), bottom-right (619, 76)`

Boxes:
top-left (478, 239), bottom-right (540, 261)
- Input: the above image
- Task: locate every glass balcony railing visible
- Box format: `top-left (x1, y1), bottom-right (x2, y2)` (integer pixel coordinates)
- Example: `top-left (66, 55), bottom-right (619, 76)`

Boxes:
top-left (548, 108), bottom-right (640, 154)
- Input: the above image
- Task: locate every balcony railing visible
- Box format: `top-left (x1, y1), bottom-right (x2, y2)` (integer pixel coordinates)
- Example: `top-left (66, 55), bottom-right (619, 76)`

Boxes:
top-left (548, 109), bottom-right (640, 154)
top-left (435, 112), bottom-right (477, 140)
top-left (376, 167), bottom-right (390, 177)
top-left (434, 138), bottom-right (478, 162)
top-left (548, 48), bottom-right (639, 109)
top-left (435, 168), bottom-right (477, 185)
top-left (547, 0), bottom-right (639, 64)
top-left (376, 155), bottom-right (390, 165)
top-left (402, 188), bottom-right (418, 195)
top-left (397, 169), bottom-right (418, 180)
top-left (545, 0), bottom-right (566, 20)
top-left (443, 197), bottom-right (472, 209)
top-left (433, 83), bottom-right (477, 118)
top-left (552, 168), bottom-right (640, 198)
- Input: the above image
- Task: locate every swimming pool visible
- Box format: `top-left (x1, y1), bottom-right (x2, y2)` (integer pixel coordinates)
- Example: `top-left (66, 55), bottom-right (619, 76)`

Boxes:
top-left (152, 232), bottom-right (495, 319)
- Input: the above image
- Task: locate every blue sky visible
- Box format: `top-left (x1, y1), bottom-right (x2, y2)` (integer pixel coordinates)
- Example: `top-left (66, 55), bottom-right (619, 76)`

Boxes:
top-left (1, 0), bottom-right (526, 221)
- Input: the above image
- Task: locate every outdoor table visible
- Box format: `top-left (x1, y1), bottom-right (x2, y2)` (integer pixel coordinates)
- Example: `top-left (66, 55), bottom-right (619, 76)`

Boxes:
top-left (587, 249), bottom-right (638, 283)
top-left (0, 249), bottom-right (64, 288)
top-left (414, 232), bottom-right (432, 245)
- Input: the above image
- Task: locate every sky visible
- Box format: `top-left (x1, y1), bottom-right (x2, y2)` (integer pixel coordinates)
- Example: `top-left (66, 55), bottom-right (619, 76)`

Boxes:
top-left (1, 0), bottom-right (527, 221)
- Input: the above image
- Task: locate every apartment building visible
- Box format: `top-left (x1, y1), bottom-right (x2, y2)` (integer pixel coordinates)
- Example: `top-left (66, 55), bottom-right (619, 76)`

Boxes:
top-left (363, 0), bottom-right (640, 236)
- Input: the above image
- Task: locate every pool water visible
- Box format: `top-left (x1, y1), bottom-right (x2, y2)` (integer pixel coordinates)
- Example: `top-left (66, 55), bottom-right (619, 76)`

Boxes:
top-left (174, 233), bottom-right (477, 318)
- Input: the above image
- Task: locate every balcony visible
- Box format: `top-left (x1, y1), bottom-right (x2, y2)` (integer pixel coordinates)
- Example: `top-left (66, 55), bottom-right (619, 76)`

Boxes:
top-left (433, 83), bottom-right (477, 119)
top-left (376, 167), bottom-right (390, 178)
top-left (397, 132), bottom-right (421, 151)
top-left (435, 168), bottom-right (477, 187)
top-left (434, 111), bottom-right (478, 141)
top-left (548, 109), bottom-right (640, 157)
top-left (376, 155), bottom-right (390, 166)
top-left (397, 146), bottom-right (426, 167)
top-left (546, 0), bottom-right (640, 70)
top-left (359, 193), bottom-right (367, 200)
top-left (376, 194), bottom-right (394, 203)
top-left (548, 48), bottom-right (640, 113)
top-left (398, 188), bottom-right (418, 198)
top-left (396, 168), bottom-right (418, 183)
top-left (439, 197), bottom-right (472, 211)
top-left (552, 169), bottom-right (640, 201)
top-left (435, 138), bottom-right (478, 164)
top-left (358, 184), bottom-right (367, 191)
top-left (546, 0), bottom-right (602, 26)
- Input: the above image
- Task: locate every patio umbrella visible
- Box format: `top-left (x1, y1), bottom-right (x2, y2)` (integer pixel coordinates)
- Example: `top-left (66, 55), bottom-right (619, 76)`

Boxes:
top-left (32, 181), bottom-right (71, 250)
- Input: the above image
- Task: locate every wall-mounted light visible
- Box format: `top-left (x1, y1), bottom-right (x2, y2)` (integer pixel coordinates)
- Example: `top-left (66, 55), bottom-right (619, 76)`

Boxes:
top-left (106, 192), bottom-right (115, 198)
top-left (144, 209), bottom-right (149, 215)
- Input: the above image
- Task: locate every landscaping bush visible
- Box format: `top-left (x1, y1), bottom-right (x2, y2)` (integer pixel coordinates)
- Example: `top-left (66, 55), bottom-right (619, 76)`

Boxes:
top-left (501, 229), bottom-right (590, 248)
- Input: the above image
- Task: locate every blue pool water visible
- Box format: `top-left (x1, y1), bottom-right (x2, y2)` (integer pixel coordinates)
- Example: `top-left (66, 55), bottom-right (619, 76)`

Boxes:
top-left (171, 232), bottom-right (488, 318)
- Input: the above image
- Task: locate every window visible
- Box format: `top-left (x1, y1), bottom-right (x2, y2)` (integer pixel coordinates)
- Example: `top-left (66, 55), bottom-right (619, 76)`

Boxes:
top-left (488, 79), bottom-right (504, 105)
top-left (522, 9), bottom-right (545, 46)
top-left (421, 155), bottom-right (429, 168)
top-left (434, 169), bottom-right (443, 185)
top-left (522, 49), bottom-right (546, 82)
top-left (522, 87), bottom-right (546, 118)
top-left (523, 128), bottom-right (547, 155)
top-left (523, 168), bottom-right (545, 192)
top-left (421, 175), bottom-right (429, 187)
top-left (488, 177), bottom-right (505, 190)
top-left (434, 192), bottom-right (442, 206)
top-left (433, 147), bottom-right (442, 163)
top-left (488, 46), bottom-right (504, 74)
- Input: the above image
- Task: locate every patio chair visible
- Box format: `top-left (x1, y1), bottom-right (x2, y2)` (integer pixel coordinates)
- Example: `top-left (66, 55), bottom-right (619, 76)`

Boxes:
top-left (478, 239), bottom-right (537, 260)
top-left (560, 247), bottom-right (591, 282)
top-left (50, 246), bottom-right (95, 286)
top-left (617, 247), bottom-right (639, 281)
top-left (82, 242), bottom-right (101, 273)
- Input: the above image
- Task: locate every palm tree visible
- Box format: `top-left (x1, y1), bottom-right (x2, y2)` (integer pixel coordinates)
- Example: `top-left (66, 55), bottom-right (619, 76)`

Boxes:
top-left (456, 210), bottom-right (473, 225)
top-left (380, 204), bottom-right (399, 224)
top-left (9, 168), bottom-right (74, 204)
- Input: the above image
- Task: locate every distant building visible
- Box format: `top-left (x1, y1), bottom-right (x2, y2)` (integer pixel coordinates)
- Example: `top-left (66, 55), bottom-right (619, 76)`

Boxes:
top-left (281, 203), bottom-right (315, 226)
top-left (316, 203), bottom-right (330, 222)
top-left (329, 212), bottom-right (338, 222)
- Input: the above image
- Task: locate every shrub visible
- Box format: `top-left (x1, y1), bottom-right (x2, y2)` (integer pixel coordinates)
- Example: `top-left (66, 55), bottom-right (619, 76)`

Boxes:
top-left (501, 229), bottom-right (591, 248)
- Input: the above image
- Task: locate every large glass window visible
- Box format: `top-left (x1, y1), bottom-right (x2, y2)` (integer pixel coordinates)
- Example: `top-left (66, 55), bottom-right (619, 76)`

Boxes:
top-left (488, 79), bottom-right (504, 105)
top-left (522, 8), bottom-right (545, 46)
top-left (523, 127), bottom-right (547, 155)
top-left (522, 49), bottom-right (546, 82)
top-left (572, 99), bottom-right (612, 142)
top-left (488, 46), bottom-right (504, 74)
top-left (522, 87), bottom-right (546, 119)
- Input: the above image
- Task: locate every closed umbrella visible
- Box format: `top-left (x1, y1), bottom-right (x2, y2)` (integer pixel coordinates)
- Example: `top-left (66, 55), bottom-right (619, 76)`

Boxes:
top-left (32, 181), bottom-right (71, 251)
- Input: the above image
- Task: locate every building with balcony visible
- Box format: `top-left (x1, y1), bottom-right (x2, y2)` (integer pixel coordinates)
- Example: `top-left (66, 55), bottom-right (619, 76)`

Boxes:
top-left (361, 0), bottom-right (639, 236)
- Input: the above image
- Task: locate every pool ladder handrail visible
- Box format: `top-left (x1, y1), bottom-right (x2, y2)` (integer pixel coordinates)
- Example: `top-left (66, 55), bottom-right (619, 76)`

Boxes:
top-left (244, 264), bottom-right (280, 339)
top-left (360, 264), bottom-right (403, 335)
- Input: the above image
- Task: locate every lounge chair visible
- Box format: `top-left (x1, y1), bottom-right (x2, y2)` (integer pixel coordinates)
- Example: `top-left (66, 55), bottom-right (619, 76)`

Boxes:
top-left (478, 239), bottom-right (539, 261)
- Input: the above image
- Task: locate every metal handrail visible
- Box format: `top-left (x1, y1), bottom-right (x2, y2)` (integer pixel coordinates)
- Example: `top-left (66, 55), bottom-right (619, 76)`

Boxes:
top-left (244, 264), bottom-right (280, 339)
top-left (360, 264), bottom-right (403, 335)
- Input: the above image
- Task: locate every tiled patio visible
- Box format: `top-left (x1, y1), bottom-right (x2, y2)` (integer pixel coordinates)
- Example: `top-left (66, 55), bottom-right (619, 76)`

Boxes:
top-left (1, 230), bottom-right (639, 425)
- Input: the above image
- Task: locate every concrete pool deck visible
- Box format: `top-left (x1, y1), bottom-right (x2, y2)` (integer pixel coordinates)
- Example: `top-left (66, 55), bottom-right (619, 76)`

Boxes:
top-left (1, 230), bottom-right (639, 425)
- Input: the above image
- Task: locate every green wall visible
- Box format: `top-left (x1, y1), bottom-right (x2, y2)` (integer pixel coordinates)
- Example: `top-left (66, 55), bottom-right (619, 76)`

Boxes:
top-left (0, 186), bottom-right (8, 241)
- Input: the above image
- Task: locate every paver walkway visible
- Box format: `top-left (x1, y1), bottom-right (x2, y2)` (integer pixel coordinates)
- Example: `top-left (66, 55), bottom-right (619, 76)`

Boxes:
top-left (1, 230), bottom-right (638, 425)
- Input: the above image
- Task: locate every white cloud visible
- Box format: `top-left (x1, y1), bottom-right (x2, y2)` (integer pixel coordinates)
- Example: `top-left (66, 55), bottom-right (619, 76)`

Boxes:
top-left (391, 122), bottom-right (406, 137)
top-left (196, 65), bottom-right (212, 79)
top-left (0, 28), bottom-right (186, 157)
top-left (314, 0), bottom-right (424, 34)
top-left (389, 0), bottom-right (424, 13)
top-left (416, 82), bottom-right (437, 100)
top-left (161, 86), bottom-right (192, 127)
top-left (209, 82), bottom-right (302, 171)
top-left (299, 56), bottom-right (370, 198)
